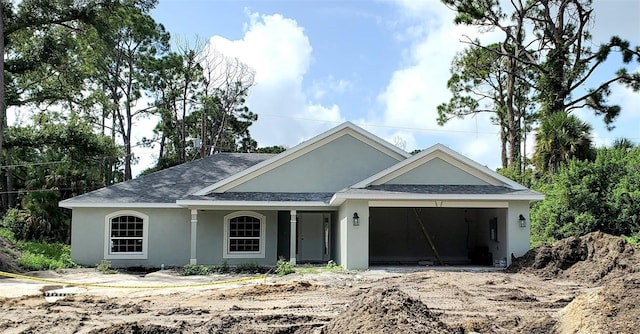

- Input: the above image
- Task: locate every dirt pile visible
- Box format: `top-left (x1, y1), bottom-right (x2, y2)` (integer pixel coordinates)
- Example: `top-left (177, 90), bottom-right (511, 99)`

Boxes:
top-left (317, 287), bottom-right (460, 334)
top-left (88, 323), bottom-right (181, 334)
top-left (0, 235), bottom-right (20, 274)
top-left (555, 272), bottom-right (640, 333)
top-left (507, 231), bottom-right (640, 283)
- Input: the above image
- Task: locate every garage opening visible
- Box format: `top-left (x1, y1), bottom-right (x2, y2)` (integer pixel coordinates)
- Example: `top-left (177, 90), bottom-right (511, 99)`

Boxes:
top-left (369, 207), bottom-right (507, 266)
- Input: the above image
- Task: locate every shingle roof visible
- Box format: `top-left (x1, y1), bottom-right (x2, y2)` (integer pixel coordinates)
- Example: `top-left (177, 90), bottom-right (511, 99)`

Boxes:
top-left (183, 192), bottom-right (335, 203)
top-left (61, 153), bottom-right (274, 204)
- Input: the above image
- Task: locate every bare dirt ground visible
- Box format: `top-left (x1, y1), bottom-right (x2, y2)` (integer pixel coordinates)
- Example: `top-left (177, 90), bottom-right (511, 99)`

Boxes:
top-left (0, 232), bottom-right (638, 333)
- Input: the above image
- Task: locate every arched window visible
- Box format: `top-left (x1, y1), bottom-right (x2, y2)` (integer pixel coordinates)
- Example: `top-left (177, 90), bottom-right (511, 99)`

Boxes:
top-left (104, 211), bottom-right (149, 260)
top-left (223, 211), bottom-right (265, 258)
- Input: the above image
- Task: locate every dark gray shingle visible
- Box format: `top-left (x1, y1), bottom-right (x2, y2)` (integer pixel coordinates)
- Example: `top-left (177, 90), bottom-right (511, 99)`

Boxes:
top-left (63, 153), bottom-right (274, 204)
top-left (183, 192), bottom-right (335, 203)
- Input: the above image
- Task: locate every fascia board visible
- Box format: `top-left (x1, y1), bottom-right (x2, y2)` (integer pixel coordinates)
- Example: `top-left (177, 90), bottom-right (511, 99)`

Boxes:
top-left (192, 122), bottom-right (409, 195)
top-left (331, 192), bottom-right (545, 202)
top-left (368, 200), bottom-right (510, 208)
top-left (59, 202), bottom-right (182, 209)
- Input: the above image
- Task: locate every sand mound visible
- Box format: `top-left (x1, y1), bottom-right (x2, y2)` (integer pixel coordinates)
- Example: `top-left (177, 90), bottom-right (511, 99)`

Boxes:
top-left (318, 287), bottom-right (459, 334)
top-left (89, 323), bottom-right (180, 334)
top-left (0, 235), bottom-right (20, 274)
top-left (555, 272), bottom-right (640, 333)
top-left (507, 232), bottom-right (640, 283)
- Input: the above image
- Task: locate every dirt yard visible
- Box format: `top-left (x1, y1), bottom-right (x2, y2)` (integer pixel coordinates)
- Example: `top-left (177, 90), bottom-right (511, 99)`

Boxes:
top-left (0, 232), bottom-right (638, 333)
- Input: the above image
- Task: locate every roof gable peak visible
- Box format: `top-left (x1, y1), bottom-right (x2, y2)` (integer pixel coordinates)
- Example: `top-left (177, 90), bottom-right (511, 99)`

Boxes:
top-left (351, 143), bottom-right (526, 190)
top-left (192, 122), bottom-right (410, 195)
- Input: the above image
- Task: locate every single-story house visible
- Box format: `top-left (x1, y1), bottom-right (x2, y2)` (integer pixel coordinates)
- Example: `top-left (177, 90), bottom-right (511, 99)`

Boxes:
top-left (60, 122), bottom-right (543, 270)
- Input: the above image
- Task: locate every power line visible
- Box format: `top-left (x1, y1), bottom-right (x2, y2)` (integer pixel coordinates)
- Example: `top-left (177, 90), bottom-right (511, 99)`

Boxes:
top-left (0, 187), bottom-right (86, 195)
top-left (0, 161), bottom-right (65, 169)
top-left (257, 113), bottom-right (640, 141)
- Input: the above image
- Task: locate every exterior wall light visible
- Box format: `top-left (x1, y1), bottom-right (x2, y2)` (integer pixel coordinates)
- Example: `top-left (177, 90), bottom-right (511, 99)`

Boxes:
top-left (518, 214), bottom-right (526, 228)
top-left (352, 212), bottom-right (360, 226)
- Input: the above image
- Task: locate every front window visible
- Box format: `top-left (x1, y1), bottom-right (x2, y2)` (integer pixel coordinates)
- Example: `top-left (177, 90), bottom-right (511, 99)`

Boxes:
top-left (104, 211), bottom-right (149, 259)
top-left (110, 215), bottom-right (144, 253)
top-left (224, 211), bottom-right (265, 258)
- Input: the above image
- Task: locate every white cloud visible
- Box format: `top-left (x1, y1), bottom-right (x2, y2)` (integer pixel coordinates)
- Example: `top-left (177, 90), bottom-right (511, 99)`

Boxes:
top-left (204, 12), bottom-right (345, 147)
top-left (310, 76), bottom-right (352, 100)
top-left (372, 1), bottom-right (504, 168)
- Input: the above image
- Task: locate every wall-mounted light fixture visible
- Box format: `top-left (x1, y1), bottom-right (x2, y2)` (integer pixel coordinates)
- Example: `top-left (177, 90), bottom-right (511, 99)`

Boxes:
top-left (352, 212), bottom-right (360, 226)
top-left (518, 214), bottom-right (526, 228)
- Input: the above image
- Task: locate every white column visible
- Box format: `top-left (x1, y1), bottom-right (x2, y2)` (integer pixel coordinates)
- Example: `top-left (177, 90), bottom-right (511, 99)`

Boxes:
top-left (190, 209), bottom-right (198, 265)
top-left (290, 209), bottom-right (297, 265)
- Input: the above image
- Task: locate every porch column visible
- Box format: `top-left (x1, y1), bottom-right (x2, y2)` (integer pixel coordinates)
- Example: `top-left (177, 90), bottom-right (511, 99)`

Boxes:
top-left (290, 210), bottom-right (297, 265)
top-left (190, 209), bottom-right (198, 265)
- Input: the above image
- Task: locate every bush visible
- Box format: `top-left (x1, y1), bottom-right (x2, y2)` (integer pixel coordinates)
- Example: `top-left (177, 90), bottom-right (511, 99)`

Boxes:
top-left (96, 259), bottom-right (117, 274)
top-left (2, 208), bottom-right (30, 241)
top-left (324, 260), bottom-right (342, 271)
top-left (275, 258), bottom-right (295, 276)
top-left (214, 261), bottom-right (229, 274)
top-left (236, 262), bottom-right (261, 273)
top-left (180, 264), bottom-right (213, 276)
top-left (0, 227), bottom-right (16, 244)
top-left (17, 241), bottom-right (76, 271)
top-left (623, 233), bottom-right (640, 246)
top-left (531, 146), bottom-right (640, 243)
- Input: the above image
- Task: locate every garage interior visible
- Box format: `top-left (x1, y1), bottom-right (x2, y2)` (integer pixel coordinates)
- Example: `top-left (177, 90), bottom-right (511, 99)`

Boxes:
top-left (369, 207), bottom-right (508, 266)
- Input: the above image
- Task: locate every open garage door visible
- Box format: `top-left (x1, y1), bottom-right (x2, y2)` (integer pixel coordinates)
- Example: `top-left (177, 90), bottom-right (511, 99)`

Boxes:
top-left (369, 207), bottom-right (507, 266)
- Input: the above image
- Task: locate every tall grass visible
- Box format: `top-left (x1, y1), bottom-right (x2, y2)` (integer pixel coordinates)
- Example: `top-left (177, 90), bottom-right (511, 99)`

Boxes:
top-left (18, 241), bottom-right (77, 271)
top-left (1, 227), bottom-right (77, 271)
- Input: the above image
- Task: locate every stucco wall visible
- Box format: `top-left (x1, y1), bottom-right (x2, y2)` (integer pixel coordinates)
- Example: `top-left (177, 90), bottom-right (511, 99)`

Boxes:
top-left (506, 201), bottom-right (531, 264)
top-left (71, 208), bottom-right (279, 268)
top-left (475, 208), bottom-right (508, 264)
top-left (230, 134), bottom-right (400, 192)
top-left (337, 200), bottom-right (369, 270)
top-left (193, 210), bottom-right (278, 266)
top-left (71, 207), bottom-right (191, 268)
top-left (386, 157), bottom-right (490, 185)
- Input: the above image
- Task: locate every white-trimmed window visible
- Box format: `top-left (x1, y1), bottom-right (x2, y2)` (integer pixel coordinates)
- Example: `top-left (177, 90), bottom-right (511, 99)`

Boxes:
top-left (223, 211), bottom-right (265, 258)
top-left (104, 211), bottom-right (149, 260)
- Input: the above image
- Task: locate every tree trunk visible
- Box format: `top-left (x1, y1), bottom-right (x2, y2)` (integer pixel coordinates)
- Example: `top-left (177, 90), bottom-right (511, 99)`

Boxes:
top-left (0, 4), bottom-right (6, 210)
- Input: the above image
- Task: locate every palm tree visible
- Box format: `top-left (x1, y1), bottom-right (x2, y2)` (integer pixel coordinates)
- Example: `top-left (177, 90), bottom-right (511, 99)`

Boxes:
top-left (611, 138), bottom-right (635, 151)
top-left (534, 113), bottom-right (594, 173)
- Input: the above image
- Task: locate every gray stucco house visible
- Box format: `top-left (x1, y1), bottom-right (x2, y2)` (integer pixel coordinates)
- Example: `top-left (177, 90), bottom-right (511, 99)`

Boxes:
top-left (60, 122), bottom-right (543, 270)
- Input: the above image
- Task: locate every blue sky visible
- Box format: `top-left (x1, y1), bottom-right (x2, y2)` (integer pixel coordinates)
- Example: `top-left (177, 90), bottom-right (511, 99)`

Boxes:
top-left (135, 0), bottom-right (640, 175)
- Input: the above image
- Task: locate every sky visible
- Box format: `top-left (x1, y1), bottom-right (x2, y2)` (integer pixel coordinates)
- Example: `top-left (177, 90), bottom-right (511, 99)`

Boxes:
top-left (142, 0), bottom-right (637, 175)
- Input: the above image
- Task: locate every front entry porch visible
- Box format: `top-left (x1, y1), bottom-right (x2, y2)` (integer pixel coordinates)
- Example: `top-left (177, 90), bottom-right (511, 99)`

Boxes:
top-left (277, 211), bottom-right (335, 265)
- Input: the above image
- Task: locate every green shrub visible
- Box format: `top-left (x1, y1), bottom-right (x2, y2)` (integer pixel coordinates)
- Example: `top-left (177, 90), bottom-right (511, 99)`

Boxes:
top-left (236, 262), bottom-right (261, 273)
top-left (623, 234), bottom-right (640, 246)
top-left (214, 261), bottom-right (229, 274)
top-left (2, 208), bottom-right (30, 240)
top-left (180, 264), bottom-right (213, 276)
top-left (275, 258), bottom-right (295, 276)
top-left (17, 241), bottom-right (76, 271)
top-left (324, 260), bottom-right (342, 271)
top-left (97, 259), bottom-right (117, 274)
top-left (19, 252), bottom-right (61, 271)
top-left (0, 227), bottom-right (16, 243)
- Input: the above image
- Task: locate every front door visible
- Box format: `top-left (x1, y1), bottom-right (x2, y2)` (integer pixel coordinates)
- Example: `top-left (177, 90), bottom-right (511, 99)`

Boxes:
top-left (297, 212), bottom-right (330, 262)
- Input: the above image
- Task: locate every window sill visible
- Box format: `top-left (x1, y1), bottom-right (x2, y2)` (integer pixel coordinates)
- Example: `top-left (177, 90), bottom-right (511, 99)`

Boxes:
top-left (223, 252), bottom-right (265, 259)
top-left (104, 253), bottom-right (148, 260)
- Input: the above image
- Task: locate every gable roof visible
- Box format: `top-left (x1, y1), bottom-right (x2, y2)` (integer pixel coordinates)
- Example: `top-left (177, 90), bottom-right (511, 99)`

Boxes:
top-left (192, 122), bottom-right (410, 195)
top-left (351, 143), bottom-right (526, 190)
top-left (59, 153), bottom-right (274, 208)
